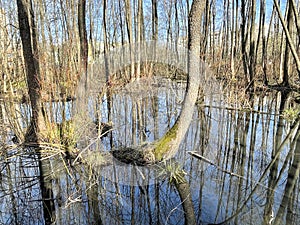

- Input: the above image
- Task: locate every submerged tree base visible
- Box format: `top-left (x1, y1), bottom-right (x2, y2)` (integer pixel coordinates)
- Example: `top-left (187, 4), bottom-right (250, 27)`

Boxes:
top-left (111, 143), bottom-right (156, 166)
top-left (110, 121), bottom-right (179, 166)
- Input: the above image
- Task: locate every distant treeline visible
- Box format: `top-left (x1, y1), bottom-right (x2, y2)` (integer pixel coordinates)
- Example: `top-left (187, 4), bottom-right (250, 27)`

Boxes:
top-left (1, 0), bottom-right (300, 96)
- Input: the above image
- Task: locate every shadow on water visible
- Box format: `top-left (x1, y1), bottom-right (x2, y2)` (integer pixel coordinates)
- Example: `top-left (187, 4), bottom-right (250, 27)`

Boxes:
top-left (0, 79), bottom-right (300, 224)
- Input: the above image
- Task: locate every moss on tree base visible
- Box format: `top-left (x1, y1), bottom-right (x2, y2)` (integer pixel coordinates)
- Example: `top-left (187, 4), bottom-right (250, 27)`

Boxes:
top-left (111, 122), bottom-right (180, 166)
top-left (153, 122), bottom-right (179, 161)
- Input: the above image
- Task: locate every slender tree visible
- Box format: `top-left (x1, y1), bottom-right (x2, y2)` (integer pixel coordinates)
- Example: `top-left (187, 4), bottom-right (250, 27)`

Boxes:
top-left (124, 0), bottom-right (135, 80)
top-left (136, 0), bottom-right (143, 77)
top-left (282, 1), bottom-right (293, 86)
top-left (78, 0), bottom-right (88, 81)
top-left (103, 0), bottom-right (109, 82)
top-left (248, 0), bottom-right (257, 90)
top-left (152, 0), bottom-right (158, 41)
top-left (261, 0), bottom-right (269, 85)
top-left (240, 0), bottom-right (249, 85)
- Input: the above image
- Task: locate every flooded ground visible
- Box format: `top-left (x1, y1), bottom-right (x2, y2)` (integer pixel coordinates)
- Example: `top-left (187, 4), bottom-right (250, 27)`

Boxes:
top-left (0, 77), bottom-right (300, 224)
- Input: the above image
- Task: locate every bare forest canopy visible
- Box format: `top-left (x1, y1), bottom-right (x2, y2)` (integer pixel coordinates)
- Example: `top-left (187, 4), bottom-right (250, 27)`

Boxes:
top-left (0, 0), bottom-right (300, 100)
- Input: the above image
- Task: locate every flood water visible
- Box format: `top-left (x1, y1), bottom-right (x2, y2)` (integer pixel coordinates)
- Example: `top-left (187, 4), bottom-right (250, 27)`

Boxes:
top-left (0, 77), bottom-right (300, 225)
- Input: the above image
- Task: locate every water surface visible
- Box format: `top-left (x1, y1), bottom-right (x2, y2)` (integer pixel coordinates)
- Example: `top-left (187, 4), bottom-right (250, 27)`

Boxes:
top-left (0, 78), bottom-right (299, 225)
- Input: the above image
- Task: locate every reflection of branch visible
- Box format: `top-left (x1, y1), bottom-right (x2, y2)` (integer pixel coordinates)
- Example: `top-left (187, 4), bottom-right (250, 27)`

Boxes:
top-left (189, 151), bottom-right (264, 187)
top-left (188, 114), bottom-right (300, 225)
top-left (65, 196), bottom-right (82, 208)
top-left (202, 104), bottom-right (279, 116)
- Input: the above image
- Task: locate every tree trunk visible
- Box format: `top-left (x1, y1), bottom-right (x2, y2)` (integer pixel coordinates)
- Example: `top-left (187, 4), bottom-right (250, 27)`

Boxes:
top-left (240, 0), bottom-right (249, 85)
top-left (273, 0), bottom-right (300, 79)
top-left (149, 0), bottom-right (158, 77)
top-left (248, 0), bottom-right (257, 90)
top-left (261, 0), bottom-right (269, 85)
top-left (230, 0), bottom-right (236, 78)
top-left (17, 2), bottom-right (55, 224)
top-left (154, 0), bottom-right (205, 161)
top-left (152, 0), bottom-right (158, 41)
top-left (124, 0), bottom-right (135, 80)
top-left (201, 0), bottom-right (209, 61)
top-left (103, 0), bottom-right (110, 82)
top-left (17, 0), bottom-right (45, 143)
top-left (291, 0), bottom-right (300, 34)
top-left (136, 0), bottom-right (142, 78)
top-left (282, 2), bottom-right (293, 86)
top-left (78, 0), bottom-right (88, 85)
top-left (119, 0), bottom-right (125, 46)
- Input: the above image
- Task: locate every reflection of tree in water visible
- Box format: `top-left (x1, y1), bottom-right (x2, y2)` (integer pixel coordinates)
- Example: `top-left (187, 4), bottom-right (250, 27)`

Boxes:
top-left (1, 47), bottom-right (300, 224)
top-left (1, 85), bottom-right (300, 224)
top-left (196, 91), bottom-right (300, 225)
top-left (68, 91), bottom-right (300, 224)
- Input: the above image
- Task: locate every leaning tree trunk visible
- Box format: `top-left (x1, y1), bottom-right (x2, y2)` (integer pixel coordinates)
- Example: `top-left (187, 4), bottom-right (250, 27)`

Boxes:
top-left (17, 0), bottom-right (45, 143)
top-left (112, 1), bottom-right (205, 164)
top-left (153, 0), bottom-right (205, 161)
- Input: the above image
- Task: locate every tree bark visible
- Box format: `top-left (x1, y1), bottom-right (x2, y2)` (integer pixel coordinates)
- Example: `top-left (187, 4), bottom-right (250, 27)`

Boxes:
top-left (151, 0), bottom-right (158, 41)
top-left (261, 0), bottom-right (269, 85)
top-left (78, 0), bottom-right (88, 81)
top-left (17, 2), bottom-right (55, 224)
top-left (17, 0), bottom-right (45, 143)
